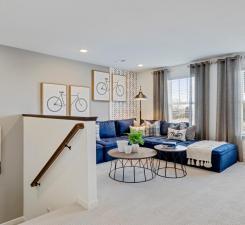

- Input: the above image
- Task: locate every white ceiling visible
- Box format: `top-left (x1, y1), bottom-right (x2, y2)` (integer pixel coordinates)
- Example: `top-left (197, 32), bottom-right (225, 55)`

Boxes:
top-left (0, 0), bottom-right (245, 70)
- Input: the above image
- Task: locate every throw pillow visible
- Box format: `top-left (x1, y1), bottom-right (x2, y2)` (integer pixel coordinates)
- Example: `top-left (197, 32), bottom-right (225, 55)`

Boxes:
top-left (133, 120), bottom-right (140, 126)
top-left (167, 128), bottom-right (186, 141)
top-left (186, 126), bottom-right (196, 140)
top-left (169, 123), bottom-right (180, 129)
top-left (96, 124), bottom-right (101, 141)
top-left (130, 126), bottom-right (146, 136)
top-left (144, 120), bottom-right (160, 136)
top-left (179, 122), bottom-right (189, 130)
top-left (99, 120), bottom-right (117, 138)
top-left (116, 119), bottom-right (134, 136)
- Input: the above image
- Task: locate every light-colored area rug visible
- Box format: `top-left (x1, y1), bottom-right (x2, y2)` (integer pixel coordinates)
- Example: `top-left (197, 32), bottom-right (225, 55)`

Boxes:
top-left (21, 161), bottom-right (245, 225)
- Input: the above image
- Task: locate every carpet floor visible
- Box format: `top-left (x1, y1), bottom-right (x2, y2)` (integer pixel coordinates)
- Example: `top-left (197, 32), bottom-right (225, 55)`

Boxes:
top-left (21, 161), bottom-right (245, 225)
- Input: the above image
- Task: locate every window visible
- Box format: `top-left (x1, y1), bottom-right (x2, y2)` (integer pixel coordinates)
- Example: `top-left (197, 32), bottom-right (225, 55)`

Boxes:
top-left (168, 77), bottom-right (195, 124)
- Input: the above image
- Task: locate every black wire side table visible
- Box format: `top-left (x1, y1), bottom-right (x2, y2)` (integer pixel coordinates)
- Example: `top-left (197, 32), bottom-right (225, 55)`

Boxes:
top-left (107, 148), bottom-right (157, 183)
top-left (154, 145), bottom-right (187, 178)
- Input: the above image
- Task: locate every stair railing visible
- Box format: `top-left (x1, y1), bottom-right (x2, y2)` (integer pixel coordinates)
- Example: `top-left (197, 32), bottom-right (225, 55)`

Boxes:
top-left (30, 123), bottom-right (84, 187)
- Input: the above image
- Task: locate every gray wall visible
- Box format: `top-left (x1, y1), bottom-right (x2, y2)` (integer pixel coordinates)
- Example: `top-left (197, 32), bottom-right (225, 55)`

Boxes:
top-left (0, 45), bottom-right (109, 223)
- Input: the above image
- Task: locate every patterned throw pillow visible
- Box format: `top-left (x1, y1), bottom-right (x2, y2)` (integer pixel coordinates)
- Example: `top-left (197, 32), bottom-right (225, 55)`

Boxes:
top-left (144, 120), bottom-right (161, 136)
top-left (96, 124), bottom-right (100, 141)
top-left (167, 128), bottom-right (186, 141)
top-left (185, 126), bottom-right (196, 140)
top-left (130, 126), bottom-right (146, 136)
top-left (178, 122), bottom-right (196, 140)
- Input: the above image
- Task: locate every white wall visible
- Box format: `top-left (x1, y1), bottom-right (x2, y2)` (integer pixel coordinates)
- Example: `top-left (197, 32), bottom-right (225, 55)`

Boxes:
top-left (23, 117), bottom-right (97, 220)
top-left (0, 45), bottom-right (108, 223)
top-left (137, 70), bottom-right (154, 120)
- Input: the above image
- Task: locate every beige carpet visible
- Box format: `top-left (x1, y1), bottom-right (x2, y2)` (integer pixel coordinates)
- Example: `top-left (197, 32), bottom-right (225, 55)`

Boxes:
top-left (21, 161), bottom-right (245, 225)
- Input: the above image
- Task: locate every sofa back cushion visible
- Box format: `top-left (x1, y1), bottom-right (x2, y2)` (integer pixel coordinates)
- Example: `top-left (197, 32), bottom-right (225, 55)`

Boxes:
top-left (116, 118), bottom-right (135, 136)
top-left (99, 120), bottom-right (117, 138)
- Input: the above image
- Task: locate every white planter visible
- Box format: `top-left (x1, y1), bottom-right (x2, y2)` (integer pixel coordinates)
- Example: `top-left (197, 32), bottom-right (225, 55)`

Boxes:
top-left (124, 145), bottom-right (132, 154)
top-left (132, 144), bottom-right (139, 153)
top-left (117, 140), bottom-right (128, 152)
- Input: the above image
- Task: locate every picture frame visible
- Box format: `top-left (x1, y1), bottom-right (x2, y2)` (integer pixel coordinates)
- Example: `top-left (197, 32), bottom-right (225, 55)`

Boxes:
top-left (41, 83), bottom-right (68, 116)
top-left (92, 70), bottom-right (110, 101)
top-left (69, 85), bottom-right (90, 116)
top-left (112, 74), bottom-right (127, 101)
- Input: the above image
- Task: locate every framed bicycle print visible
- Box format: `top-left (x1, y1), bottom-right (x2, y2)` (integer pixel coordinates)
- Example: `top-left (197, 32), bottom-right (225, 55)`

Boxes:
top-left (112, 74), bottom-right (126, 101)
top-left (69, 85), bottom-right (90, 116)
top-left (92, 70), bottom-right (110, 101)
top-left (41, 83), bottom-right (68, 116)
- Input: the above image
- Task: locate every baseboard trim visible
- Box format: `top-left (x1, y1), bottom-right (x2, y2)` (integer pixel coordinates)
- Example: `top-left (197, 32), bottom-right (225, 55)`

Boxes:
top-left (1, 216), bottom-right (25, 225)
top-left (76, 198), bottom-right (98, 210)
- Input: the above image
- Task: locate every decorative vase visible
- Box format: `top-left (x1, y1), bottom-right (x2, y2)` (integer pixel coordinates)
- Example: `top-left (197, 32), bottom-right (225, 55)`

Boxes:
top-left (132, 144), bottom-right (139, 153)
top-left (117, 140), bottom-right (128, 152)
top-left (124, 145), bottom-right (132, 154)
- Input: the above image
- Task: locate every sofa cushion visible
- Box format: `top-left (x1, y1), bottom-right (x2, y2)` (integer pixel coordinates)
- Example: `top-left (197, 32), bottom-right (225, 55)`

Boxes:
top-left (97, 136), bottom-right (128, 148)
top-left (143, 136), bottom-right (197, 148)
top-left (116, 119), bottom-right (134, 136)
top-left (98, 120), bottom-right (116, 138)
top-left (96, 144), bottom-right (104, 164)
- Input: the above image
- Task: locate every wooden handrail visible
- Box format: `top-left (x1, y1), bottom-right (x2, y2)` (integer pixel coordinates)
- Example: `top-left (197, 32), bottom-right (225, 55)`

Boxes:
top-left (31, 123), bottom-right (84, 187)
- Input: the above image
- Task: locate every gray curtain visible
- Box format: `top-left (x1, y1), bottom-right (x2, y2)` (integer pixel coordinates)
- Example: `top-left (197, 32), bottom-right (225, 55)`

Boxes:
top-left (190, 62), bottom-right (210, 140)
top-left (216, 56), bottom-right (243, 161)
top-left (153, 70), bottom-right (168, 121)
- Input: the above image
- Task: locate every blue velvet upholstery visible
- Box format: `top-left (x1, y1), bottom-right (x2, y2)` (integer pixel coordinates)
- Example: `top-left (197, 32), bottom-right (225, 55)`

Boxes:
top-left (211, 144), bottom-right (238, 172)
top-left (96, 119), bottom-right (238, 172)
top-left (96, 144), bottom-right (104, 164)
top-left (160, 121), bottom-right (169, 135)
top-left (116, 119), bottom-right (134, 136)
top-left (97, 136), bottom-right (128, 162)
top-left (98, 120), bottom-right (116, 138)
top-left (143, 136), bottom-right (197, 148)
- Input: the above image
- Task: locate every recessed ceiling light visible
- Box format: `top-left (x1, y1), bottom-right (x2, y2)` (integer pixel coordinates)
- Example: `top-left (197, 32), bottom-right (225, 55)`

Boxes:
top-left (138, 64), bottom-right (143, 67)
top-left (80, 49), bottom-right (88, 53)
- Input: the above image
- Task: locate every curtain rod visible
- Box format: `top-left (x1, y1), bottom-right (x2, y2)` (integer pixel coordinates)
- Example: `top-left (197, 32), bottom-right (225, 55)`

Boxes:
top-left (190, 54), bottom-right (245, 65)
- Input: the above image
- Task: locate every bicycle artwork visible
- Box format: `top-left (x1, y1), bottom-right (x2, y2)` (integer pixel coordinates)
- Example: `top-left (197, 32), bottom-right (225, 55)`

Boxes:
top-left (41, 83), bottom-right (90, 116)
top-left (69, 86), bottom-right (90, 116)
top-left (112, 74), bottom-right (126, 101)
top-left (92, 70), bottom-right (110, 101)
top-left (41, 83), bottom-right (67, 116)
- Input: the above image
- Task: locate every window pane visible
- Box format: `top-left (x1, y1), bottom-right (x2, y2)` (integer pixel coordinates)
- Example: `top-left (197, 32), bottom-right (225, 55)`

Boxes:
top-left (168, 77), bottom-right (195, 124)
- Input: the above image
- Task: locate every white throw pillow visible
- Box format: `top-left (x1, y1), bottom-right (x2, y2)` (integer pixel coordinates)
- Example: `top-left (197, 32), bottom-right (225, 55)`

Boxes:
top-left (167, 128), bottom-right (186, 141)
top-left (130, 126), bottom-right (146, 136)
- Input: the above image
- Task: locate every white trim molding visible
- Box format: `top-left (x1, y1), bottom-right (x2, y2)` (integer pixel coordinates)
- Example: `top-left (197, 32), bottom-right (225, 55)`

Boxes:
top-left (0, 217), bottom-right (25, 225)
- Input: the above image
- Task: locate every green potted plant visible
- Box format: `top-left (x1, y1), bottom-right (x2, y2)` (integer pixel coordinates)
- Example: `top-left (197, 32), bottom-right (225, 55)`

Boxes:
top-left (127, 130), bottom-right (144, 153)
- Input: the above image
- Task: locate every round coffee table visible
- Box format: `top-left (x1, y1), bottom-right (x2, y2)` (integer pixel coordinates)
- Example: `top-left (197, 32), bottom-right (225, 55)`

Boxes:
top-left (154, 144), bottom-right (187, 178)
top-left (107, 147), bottom-right (157, 183)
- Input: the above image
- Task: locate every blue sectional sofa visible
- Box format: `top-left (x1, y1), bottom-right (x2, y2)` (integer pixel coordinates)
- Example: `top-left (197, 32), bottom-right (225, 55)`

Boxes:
top-left (96, 119), bottom-right (238, 172)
